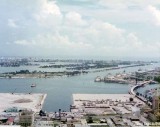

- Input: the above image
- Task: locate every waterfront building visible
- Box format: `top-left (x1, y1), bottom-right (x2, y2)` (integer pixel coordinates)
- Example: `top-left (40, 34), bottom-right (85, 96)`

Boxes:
top-left (152, 95), bottom-right (160, 121)
top-left (151, 87), bottom-right (160, 121)
top-left (152, 96), bottom-right (159, 111)
top-left (19, 110), bottom-right (34, 127)
top-left (131, 106), bottom-right (140, 118)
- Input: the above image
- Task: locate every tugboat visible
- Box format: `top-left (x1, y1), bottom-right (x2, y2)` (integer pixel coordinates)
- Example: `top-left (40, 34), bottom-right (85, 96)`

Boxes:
top-left (31, 84), bottom-right (36, 87)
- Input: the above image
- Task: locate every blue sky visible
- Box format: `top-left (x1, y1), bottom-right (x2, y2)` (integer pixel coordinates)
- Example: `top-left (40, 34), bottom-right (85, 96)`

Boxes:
top-left (1, 0), bottom-right (160, 59)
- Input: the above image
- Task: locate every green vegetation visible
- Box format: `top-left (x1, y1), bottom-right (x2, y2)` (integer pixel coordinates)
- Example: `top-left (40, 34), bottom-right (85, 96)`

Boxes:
top-left (87, 116), bottom-right (93, 123)
top-left (154, 76), bottom-right (160, 83)
top-left (0, 70), bottom-right (89, 78)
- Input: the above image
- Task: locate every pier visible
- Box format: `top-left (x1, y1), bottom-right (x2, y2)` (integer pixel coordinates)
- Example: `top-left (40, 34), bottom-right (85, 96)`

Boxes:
top-left (129, 80), bottom-right (155, 95)
top-left (0, 93), bottom-right (47, 113)
top-left (129, 80), bottom-right (156, 105)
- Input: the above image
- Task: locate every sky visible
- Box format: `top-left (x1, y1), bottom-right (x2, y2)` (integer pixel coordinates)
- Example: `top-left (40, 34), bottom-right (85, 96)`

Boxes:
top-left (1, 0), bottom-right (160, 60)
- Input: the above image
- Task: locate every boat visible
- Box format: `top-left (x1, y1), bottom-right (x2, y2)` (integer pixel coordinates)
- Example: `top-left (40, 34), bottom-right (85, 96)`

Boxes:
top-left (94, 76), bottom-right (101, 82)
top-left (31, 84), bottom-right (36, 87)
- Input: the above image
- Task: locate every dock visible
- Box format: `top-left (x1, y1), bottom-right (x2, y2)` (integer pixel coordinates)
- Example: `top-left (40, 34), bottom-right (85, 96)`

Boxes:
top-left (0, 93), bottom-right (47, 113)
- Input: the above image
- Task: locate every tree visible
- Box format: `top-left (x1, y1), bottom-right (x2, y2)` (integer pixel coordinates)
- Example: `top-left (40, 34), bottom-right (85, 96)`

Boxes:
top-left (136, 92), bottom-right (139, 96)
top-left (87, 116), bottom-right (93, 123)
top-left (154, 76), bottom-right (160, 83)
top-left (129, 97), bottom-right (134, 102)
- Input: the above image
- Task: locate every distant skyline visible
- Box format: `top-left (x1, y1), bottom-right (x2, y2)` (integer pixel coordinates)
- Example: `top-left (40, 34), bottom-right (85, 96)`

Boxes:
top-left (1, 0), bottom-right (160, 59)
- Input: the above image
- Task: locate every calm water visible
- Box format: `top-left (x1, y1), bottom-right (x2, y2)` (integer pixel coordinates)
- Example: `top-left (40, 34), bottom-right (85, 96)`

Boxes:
top-left (0, 63), bottom-right (160, 112)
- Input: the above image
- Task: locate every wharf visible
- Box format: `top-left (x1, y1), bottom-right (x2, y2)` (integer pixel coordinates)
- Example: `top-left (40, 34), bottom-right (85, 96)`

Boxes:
top-left (0, 93), bottom-right (47, 113)
top-left (72, 94), bottom-right (145, 115)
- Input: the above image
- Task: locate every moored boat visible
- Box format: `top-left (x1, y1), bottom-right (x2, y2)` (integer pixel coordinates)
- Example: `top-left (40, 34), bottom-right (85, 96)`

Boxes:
top-left (31, 84), bottom-right (36, 87)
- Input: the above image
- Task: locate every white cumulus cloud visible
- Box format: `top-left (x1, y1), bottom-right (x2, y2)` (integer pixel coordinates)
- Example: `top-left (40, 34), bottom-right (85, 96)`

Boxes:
top-left (65, 11), bottom-right (87, 26)
top-left (148, 5), bottom-right (160, 26)
top-left (33, 0), bottom-right (62, 26)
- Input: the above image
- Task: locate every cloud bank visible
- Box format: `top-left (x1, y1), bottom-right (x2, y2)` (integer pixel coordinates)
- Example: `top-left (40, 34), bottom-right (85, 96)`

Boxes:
top-left (1, 0), bottom-right (160, 59)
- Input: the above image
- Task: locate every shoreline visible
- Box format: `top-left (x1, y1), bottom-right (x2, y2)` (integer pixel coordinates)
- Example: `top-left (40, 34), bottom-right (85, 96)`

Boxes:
top-left (0, 93), bottom-right (47, 113)
top-left (0, 64), bottom-right (148, 79)
top-left (40, 94), bottom-right (47, 110)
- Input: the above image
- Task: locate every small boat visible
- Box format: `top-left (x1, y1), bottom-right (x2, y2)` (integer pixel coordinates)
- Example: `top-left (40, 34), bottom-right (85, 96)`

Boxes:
top-left (94, 76), bottom-right (101, 82)
top-left (31, 84), bottom-right (36, 87)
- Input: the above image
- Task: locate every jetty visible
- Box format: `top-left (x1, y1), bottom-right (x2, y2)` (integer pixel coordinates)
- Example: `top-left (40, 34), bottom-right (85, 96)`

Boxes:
top-left (129, 80), bottom-right (157, 96)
